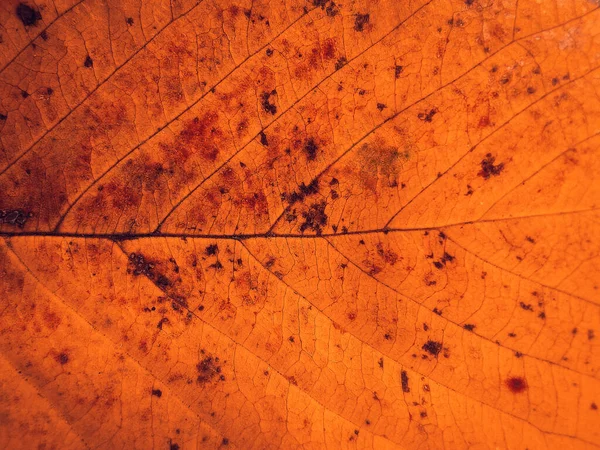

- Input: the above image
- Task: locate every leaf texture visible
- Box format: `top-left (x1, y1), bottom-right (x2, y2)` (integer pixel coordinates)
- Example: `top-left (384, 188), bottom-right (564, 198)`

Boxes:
top-left (0, 0), bottom-right (599, 448)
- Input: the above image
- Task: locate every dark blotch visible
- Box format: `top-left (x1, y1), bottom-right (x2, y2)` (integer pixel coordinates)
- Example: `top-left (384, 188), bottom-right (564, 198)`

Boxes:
top-left (205, 244), bottom-right (218, 255)
top-left (261, 90), bottom-right (277, 115)
top-left (16, 3), bottom-right (42, 27)
top-left (260, 131), bottom-right (268, 146)
top-left (152, 389), bottom-right (162, 397)
top-left (304, 138), bottom-right (318, 161)
top-left (505, 376), bottom-right (528, 394)
top-left (463, 324), bottom-right (475, 331)
top-left (335, 56), bottom-right (347, 70)
top-left (395, 65), bottom-right (404, 78)
top-left (401, 370), bottom-right (410, 392)
top-left (299, 201), bottom-right (328, 235)
top-left (418, 108), bottom-right (437, 122)
top-left (422, 340), bottom-right (442, 357)
top-left (478, 153), bottom-right (504, 179)
top-left (55, 352), bottom-right (69, 365)
top-left (354, 13), bottom-right (370, 32)
top-left (84, 55), bottom-right (93, 68)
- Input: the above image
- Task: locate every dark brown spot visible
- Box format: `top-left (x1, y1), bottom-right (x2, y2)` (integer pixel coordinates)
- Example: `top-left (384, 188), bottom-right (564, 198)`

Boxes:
top-left (354, 13), bottom-right (370, 32)
top-left (55, 352), bottom-right (69, 365)
top-left (16, 3), bottom-right (42, 27)
top-left (418, 108), bottom-right (437, 122)
top-left (463, 324), bottom-right (475, 331)
top-left (401, 370), bottom-right (410, 392)
top-left (335, 57), bottom-right (347, 70)
top-left (84, 55), bottom-right (94, 68)
top-left (478, 153), bottom-right (504, 179)
top-left (261, 90), bottom-right (277, 115)
top-left (299, 201), bottom-right (328, 235)
top-left (260, 131), bottom-right (268, 146)
top-left (303, 138), bottom-right (319, 161)
top-left (40, 30), bottom-right (48, 40)
top-left (505, 376), bottom-right (528, 394)
top-left (152, 389), bottom-right (162, 397)
top-left (422, 340), bottom-right (442, 357)
top-left (205, 244), bottom-right (218, 255)
top-left (395, 65), bottom-right (404, 78)
top-left (126, 17), bottom-right (134, 25)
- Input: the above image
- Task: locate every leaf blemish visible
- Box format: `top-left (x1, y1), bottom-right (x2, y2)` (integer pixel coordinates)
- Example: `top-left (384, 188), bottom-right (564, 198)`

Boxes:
top-left (422, 340), bottom-right (442, 357)
top-left (354, 13), bottom-right (370, 32)
top-left (505, 376), bottom-right (528, 394)
top-left (16, 3), bottom-right (42, 27)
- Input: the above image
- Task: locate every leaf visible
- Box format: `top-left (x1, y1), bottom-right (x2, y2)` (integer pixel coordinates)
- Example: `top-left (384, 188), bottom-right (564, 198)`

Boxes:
top-left (0, 0), bottom-right (599, 448)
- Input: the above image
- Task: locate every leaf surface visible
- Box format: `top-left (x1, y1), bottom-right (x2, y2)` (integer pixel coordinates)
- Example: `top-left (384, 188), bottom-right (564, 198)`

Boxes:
top-left (1, 0), bottom-right (599, 448)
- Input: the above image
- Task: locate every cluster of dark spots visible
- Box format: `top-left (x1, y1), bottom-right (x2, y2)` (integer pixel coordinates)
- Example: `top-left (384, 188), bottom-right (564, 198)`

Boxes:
top-left (0, 209), bottom-right (32, 227)
top-left (55, 352), bottom-right (69, 365)
top-left (377, 103), bottom-right (387, 111)
top-left (335, 56), bottom-right (347, 71)
top-left (16, 3), bottom-right (42, 27)
top-left (260, 131), bottom-right (268, 146)
top-left (209, 260), bottom-right (223, 270)
top-left (395, 65), bottom-right (404, 78)
top-left (401, 370), bottom-right (410, 392)
top-left (196, 350), bottom-right (225, 383)
top-left (418, 108), bottom-right (437, 122)
top-left (422, 340), bottom-right (442, 357)
top-left (478, 153), bottom-right (504, 179)
top-left (354, 13), bottom-right (370, 32)
top-left (505, 376), bottom-right (528, 393)
top-left (151, 389), bottom-right (162, 397)
top-left (463, 324), bottom-right (475, 331)
top-left (260, 90), bottom-right (277, 115)
top-left (299, 201), bottom-right (328, 234)
top-left (126, 17), bottom-right (134, 25)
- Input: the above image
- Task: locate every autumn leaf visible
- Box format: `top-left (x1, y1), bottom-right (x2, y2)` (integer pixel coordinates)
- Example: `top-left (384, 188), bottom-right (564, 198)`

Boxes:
top-left (1, 0), bottom-right (599, 448)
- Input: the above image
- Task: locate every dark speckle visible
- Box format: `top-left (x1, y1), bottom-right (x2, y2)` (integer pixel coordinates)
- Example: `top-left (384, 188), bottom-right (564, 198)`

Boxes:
top-left (304, 138), bottom-right (318, 161)
top-left (84, 55), bottom-right (94, 68)
top-left (505, 376), bottom-right (528, 393)
top-left (55, 352), bottom-right (69, 365)
top-left (261, 90), bottom-right (277, 115)
top-left (170, 444), bottom-right (180, 450)
top-left (17, 3), bottom-right (42, 27)
top-left (0, 113), bottom-right (7, 121)
top-left (259, 131), bottom-right (268, 146)
top-left (299, 201), bottom-right (328, 235)
top-left (401, 370), bottom-right (410, 392)
top-left (40, 30), bottom-right (48, 40)
top-left (395, 65), bottom-right (403, 78)
top-left (205, 244), bottom-right (218, 255)
top-left (335, 57), bottom-right (347, 71)
top-left (592, 402), bottom-right (598, 410)
top-left (463, 324), bottom-right (475, 331)
top-left (21, 90), bottom-right (29, 99)
top-left (222, 438), bottom-right (229, 446)
top-left (418, 108), bottom-right (438, 122)
top-left (478, 153), bottom-right (504, 179)
top-left (152, 389), bottom-right (162, 397)
top-left (422, 340), bottom-right (442, 357)
top-left (126, 17), bottom-right (134, 25)
top-left (354, 13), bottom-right (370, 32)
